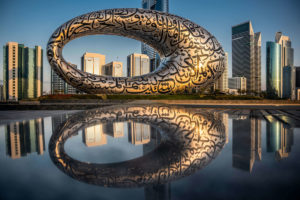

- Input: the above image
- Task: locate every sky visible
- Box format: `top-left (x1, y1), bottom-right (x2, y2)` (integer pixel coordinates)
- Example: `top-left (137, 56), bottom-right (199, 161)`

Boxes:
top-left (0, 0), bottom-right (299, 92)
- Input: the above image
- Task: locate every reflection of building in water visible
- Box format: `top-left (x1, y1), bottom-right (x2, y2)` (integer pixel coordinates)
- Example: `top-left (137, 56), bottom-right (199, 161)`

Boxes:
top-left (266, 119), bottom-right (294, 160)
top-left (143, 126), bottom-right (171, 200)
top-left (143, 126), bottom-right (161, 155)
top-left (82, 124), bottom-right (107, 147)
top-left (112, 122), bottom-right (124, 138)
top-left (102, 122), bottom-right (125, 138)
top-left (232, 116), bottom-right (261, 172)
top-left (144, 183), bottom-right (171, 200)
top-left (102, 123), bottom-right (113, 136)
top-left (128, 122), bottom-right (151, 145)
top-left (51, 114), bottom-right (69, 133)
top-left (221, 113), bottom-right (229, 144)
top-left (5, 118), bottom-right (45, 159)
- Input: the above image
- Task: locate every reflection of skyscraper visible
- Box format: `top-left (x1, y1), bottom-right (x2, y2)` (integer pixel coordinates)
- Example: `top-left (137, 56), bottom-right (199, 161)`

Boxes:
top-left (112, 122), bottom-right (124, 138)
top-left (5, 122), bottom-right (21, 159)
top-left (51, 114), bottom-right (69, 133)
top-left (128, 122), bottom-right (150, 145)
top-left (144, 183), bottom-right (171, 200)
top-left (221, 113), bottom-right (229, 144)
top-left (141, 0), bottom-right (169, 71)
top-left (266, 118), bottom-right (294, 160)
top-left (232, 116), bottom-right (261, 172)
top-left (5, 118), bottom-right (45, 159)
top-left (102, 122), bottom-right (125, 138)
top-left (82, 124), bottom-right (107, 147)
top-left (252, 117), bottom-right (261, 160)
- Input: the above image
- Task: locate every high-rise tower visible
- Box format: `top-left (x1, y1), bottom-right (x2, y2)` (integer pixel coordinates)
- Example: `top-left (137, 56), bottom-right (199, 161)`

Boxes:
top-left (141, 0), bottom-right (169, 72)
top-left (127, 53), bottom-right (150, 77)
top-left (3, 42), bottom-right (43, 100)
top-left (266, 42), bottom-right (281, 97)
top-left (275, 32), bottom-right (294, 99)
top-left (232, 21), bottom-right (261, 94)
top-left (215, 52), bottom-right (228, 92)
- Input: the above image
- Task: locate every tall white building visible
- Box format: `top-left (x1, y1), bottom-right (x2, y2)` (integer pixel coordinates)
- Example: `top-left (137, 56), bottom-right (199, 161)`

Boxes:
top-left (228, 77), bottom-right (247, 91)
top-left (127, 53), bottom-right (150, 77)
top-left (102, 61), bottom-right (123, 77)
top-left (81, 52), bottom-right (106, 75)
top-left (215, 52), bottom-right (228, 92)
top-left (275, 32), bottom-right (295, 99)
top-left (3, 42), bottom-right (43, 101)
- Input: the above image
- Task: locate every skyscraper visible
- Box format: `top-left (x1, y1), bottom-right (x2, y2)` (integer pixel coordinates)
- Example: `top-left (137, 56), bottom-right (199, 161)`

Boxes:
top-left (81, 52), bottom-right (106, 75)
top-left (275, 32), bottom-right (295, 99)
top-left (232, 21), bottom-right (261, 94)
top-left (3, 42), bottom-right (43, 100)
top-left (215, 52), bottom-right (228, 92)
top-left (51, 69), bottom-right (65, 94)
top-left (282, 66), bottom-right (292, 99)
top-left (51, 63), bottom-right (78, 95)
top-left (266, 42), bottom-right (281, 97)
top-left (295, 66), bottom-right (300, 100)
top-left (102, 61), bottom-right (123, 77)
top-left (228, 77), bottom-right (247, 91)
top-left (141, 0), bottom-right (169, 71)
top-left (127, 53), bottom-right (150, 77)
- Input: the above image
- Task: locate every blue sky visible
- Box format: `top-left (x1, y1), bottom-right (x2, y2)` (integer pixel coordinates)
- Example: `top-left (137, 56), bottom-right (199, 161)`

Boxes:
top-left (0, 0), bottom-right (299, 92)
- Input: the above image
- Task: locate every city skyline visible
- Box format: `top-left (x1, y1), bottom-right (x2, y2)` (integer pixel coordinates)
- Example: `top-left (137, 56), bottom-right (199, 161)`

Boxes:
top-left (0, 0), bottom-right (299, 92)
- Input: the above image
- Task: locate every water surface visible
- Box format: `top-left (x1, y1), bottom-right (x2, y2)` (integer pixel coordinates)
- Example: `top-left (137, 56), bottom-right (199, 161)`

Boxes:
top-left (0, 105), bottom-right (300, 200)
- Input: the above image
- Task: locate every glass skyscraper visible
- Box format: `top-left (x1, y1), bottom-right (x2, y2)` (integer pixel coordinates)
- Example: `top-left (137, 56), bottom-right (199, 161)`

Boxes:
top-left (141, 0), bottom-right (169, 72)
top-left (282, 66), bottom-right (292, 99)
top-left (275, 32), bottom-right (294, 99)
top-left (51, 69), bottom-right (78, 95)
top-left (296, 66), bottom-right (300, 100)
top-left (3, 42), bottom-right (43, 101)
top-left (266, 32), bottom-right (294, 99)
top-left (266, 42), bottom-right (281, 97)
top-left (232, 21), bottom-right (261, 94)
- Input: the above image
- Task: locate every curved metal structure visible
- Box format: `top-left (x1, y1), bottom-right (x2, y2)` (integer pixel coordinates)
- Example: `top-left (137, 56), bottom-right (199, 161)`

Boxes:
top-left (49, 105), bottom-right (226, 187)
top-left (47, 8), bottom-right (225, 94)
